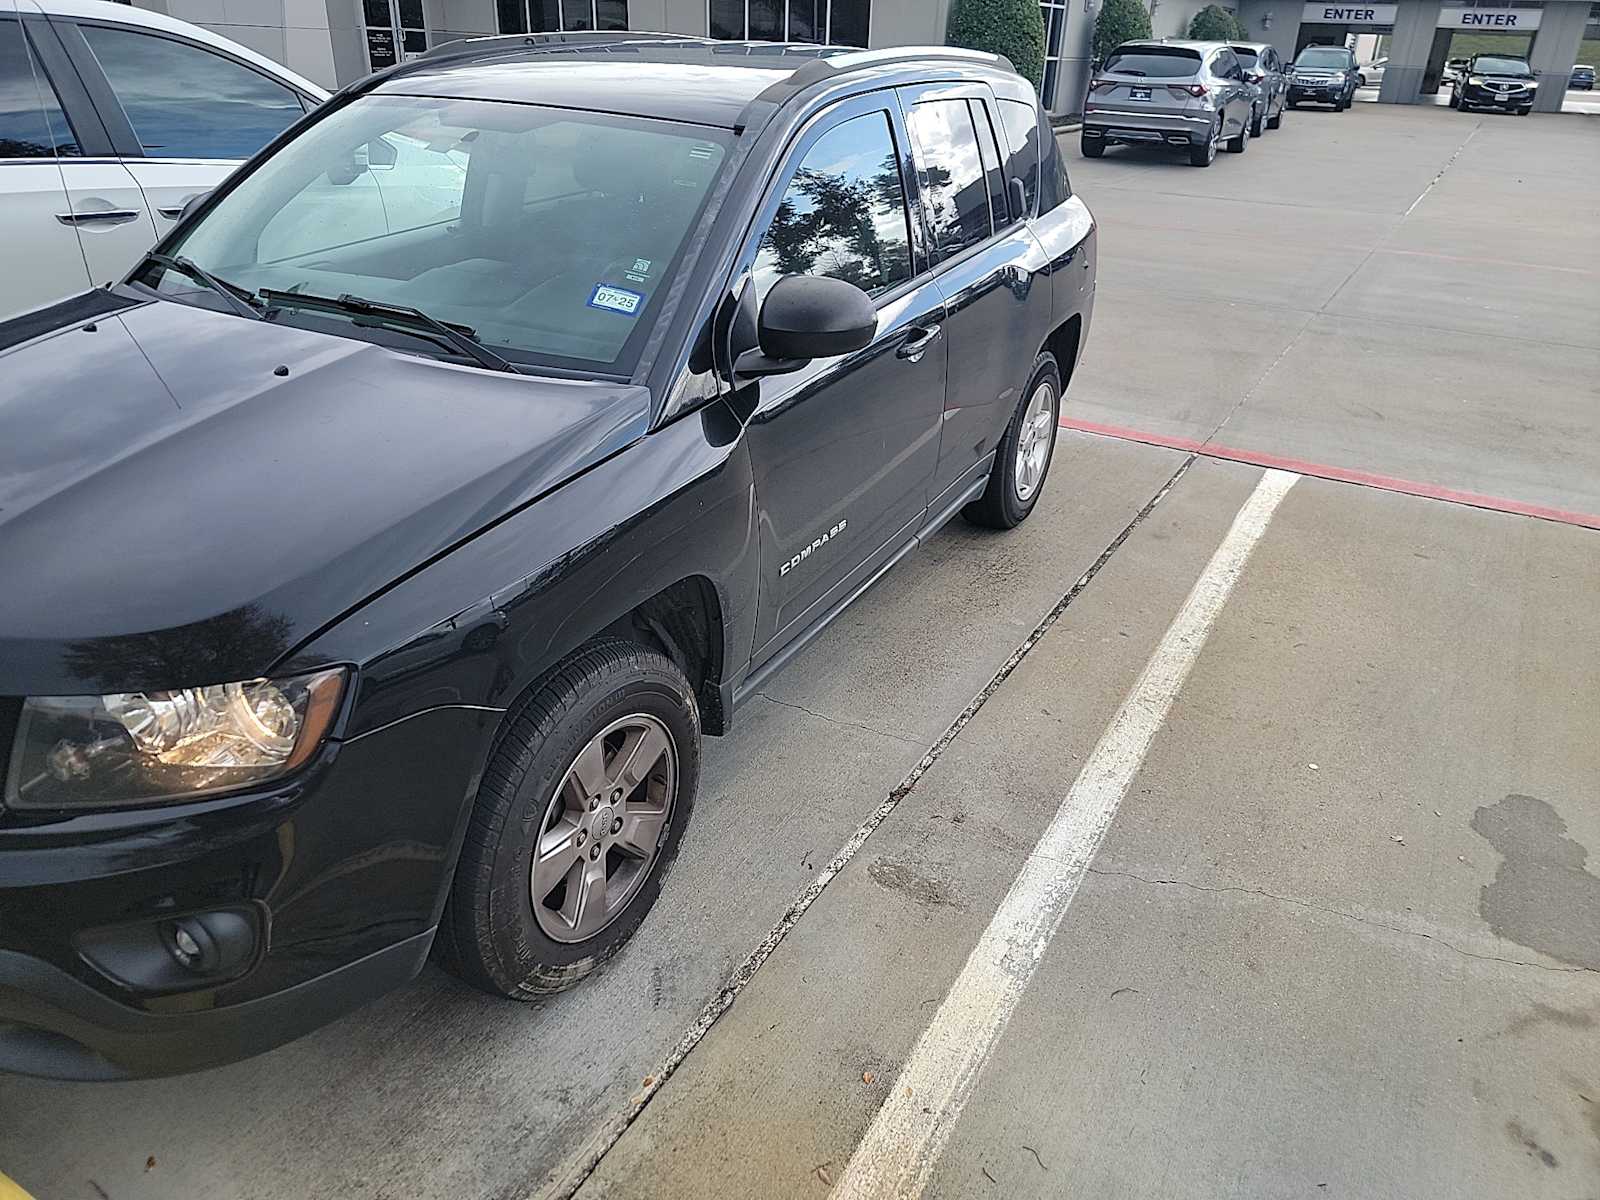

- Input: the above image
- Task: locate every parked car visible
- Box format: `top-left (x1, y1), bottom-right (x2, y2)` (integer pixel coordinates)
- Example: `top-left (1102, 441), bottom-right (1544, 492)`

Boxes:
top-left (1358, 56), bottom-right (1387, 87)
top-left (1288, 45), bottom-right (1360, 110)
top-left (1569, 64), bottom-right (1594, 90)
top-left (0, 35), bottom-right (1095, 1079)
top-left (1450, 52), bottom-right (1537, 114)
top-left (1442, 57), bottom-right (1469, 85)
top-left (0, 0), bottom-right (327, 322)
top-left (1083, 40), bottom-right (1257, 166)
top-left (1229, 40), bottom-right (1289, 133)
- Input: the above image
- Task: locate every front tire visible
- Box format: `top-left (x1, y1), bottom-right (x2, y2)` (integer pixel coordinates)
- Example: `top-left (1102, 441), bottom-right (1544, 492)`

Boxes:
top-left (439, 638), bottom-right (700, 999)
top-left (1267, 101), bottom-right (1283, 130)
top-left (964, 352), bottom-right (1061, 530)
top-left (1448, 90), bottom-right (1460, 108)
top-left (1250, 104), bottom-right (1264, 137)
top-left (1227, 116), bottom-right (1250, 152)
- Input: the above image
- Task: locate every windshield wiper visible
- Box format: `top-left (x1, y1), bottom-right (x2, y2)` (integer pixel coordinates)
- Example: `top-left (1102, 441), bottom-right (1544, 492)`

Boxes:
top-left (258, 288), bottom-right (519, 374)
top-left (145, 252), bottom-right (263, 320)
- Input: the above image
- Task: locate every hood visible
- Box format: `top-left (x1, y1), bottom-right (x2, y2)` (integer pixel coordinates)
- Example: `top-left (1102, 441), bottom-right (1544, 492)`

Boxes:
top-left (0, 298), bottom-right (649, 694)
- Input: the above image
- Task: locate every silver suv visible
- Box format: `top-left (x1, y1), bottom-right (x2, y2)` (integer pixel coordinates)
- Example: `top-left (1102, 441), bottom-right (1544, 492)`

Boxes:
top-left (1083, 41), bottom-right (1257, 168)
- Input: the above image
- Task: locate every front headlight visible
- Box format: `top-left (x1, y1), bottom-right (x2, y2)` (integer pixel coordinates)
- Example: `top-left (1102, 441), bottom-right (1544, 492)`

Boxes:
top-left (5, 668), bottom-right (347, 811)
top-left (1467, 75), bottom-right (1486, 86)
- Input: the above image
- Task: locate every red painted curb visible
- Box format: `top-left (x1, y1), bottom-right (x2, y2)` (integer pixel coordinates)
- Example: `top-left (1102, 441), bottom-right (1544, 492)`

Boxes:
top-left (1058, 416), bottom-right (1600, 532)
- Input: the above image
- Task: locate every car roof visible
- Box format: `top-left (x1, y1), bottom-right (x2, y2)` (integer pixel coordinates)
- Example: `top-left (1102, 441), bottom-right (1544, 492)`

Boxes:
top-left (1118, 40), bottom-right (1219, 51)
top-left (24, 0), bottom-right (329, 98)
top-left (1227, 42), bottom-right (1275, 52)
top-left (369, 36), bottom-right (1016, 129)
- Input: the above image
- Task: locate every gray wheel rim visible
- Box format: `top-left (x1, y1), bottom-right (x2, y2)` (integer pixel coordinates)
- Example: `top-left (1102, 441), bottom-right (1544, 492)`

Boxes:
top-left (530, 713), bottom-right (677, 944)
top-left (1013, 379), bottom-right (1057, 503)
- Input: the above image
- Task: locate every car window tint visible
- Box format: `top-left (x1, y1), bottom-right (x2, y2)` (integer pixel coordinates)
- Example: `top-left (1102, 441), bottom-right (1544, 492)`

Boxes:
top-left (1102, 49), bottom-right (1201, 78)
top-left (0, 16), bottom-right (79, 157)
top-left (80, 25), bottom-right (303, 159)
top-left (996, 98), bottom-right (1040, 216)
top-left (753, 110), bottom-right (912, 303)
top-left (970, 98), bottom-right (1009, 229)
top-left (905, 98), bottom-right (991, 258)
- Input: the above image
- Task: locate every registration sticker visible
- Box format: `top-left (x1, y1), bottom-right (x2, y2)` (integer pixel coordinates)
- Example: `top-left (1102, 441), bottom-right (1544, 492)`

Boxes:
top-left (588, 284), bottom-right (645, 316)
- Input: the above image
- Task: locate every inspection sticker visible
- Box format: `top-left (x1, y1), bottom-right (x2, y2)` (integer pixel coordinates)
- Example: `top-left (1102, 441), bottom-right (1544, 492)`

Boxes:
top-left (588, 284), bottom-right (645, 316)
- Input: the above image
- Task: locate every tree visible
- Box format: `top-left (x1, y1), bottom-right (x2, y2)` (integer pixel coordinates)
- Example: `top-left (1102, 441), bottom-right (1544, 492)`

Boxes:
top-left (1187, 4), bottom-right (1243, 40)
top-left (947, 0), bottom-right (1047, 89)
top-left (1093, 0), bottom-right (1153, 62)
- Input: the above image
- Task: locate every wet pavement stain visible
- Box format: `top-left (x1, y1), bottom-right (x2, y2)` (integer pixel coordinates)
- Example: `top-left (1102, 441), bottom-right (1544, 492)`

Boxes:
top-left (1506, 1118), bottom-right (1559, 1168)
top-left (867, 857), bottom-right (957, 908)
top-left (1502, 1001), bottom-right (1600, 1038)
top-left (1470, 794), bottom-right (1600, 971)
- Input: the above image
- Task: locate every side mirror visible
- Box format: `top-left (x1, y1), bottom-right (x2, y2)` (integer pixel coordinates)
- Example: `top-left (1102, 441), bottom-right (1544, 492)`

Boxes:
top-left (735, 275), bottom-right (877, 379)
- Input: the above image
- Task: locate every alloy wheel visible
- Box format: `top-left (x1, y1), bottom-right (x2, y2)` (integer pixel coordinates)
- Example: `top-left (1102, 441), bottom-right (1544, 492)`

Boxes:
top-left (1013, 379), bottom-right (1057, 502)
top-left (530, 713), bottom-right (677, 943)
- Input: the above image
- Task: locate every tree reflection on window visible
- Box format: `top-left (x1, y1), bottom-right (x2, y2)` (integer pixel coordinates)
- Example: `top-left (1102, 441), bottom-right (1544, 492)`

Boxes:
top-left (754, 113), bottom-right (912, 302)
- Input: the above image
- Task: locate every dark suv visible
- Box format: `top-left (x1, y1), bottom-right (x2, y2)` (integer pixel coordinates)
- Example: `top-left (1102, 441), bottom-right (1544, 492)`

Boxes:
top-left (0, 33), bottom-right (1094, 1078)
top-left (1288, 45), bottom-right (1360, 110)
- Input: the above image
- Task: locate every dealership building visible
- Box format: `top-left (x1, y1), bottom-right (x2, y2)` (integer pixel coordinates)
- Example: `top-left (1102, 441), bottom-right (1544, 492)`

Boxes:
top-left (122, 0), bottom-right (1595, 116)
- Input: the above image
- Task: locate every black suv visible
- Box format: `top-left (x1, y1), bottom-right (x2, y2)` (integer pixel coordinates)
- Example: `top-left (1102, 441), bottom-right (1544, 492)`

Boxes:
top-left (1288, 45), bottom-right (1360, 110)
top-left (1450, 52), bottom-right (1537, 114)
top-left (0, 33), bottom-right (1095, 1078)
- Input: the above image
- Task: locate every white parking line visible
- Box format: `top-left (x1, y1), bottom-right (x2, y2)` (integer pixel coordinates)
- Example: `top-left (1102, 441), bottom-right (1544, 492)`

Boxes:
top-left (833, 468), bottom-right (1300, 1200)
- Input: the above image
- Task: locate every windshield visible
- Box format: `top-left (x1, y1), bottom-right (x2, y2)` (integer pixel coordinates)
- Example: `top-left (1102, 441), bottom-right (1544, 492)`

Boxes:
top-left (1102, 49), bottom-right (1202, 77)
top-left (1473, 56), bottom-right (1532, 77)
top-left (160, 94), bottom-right (730, 374)
top-left (1295, 49), bottom-right (1351, 69)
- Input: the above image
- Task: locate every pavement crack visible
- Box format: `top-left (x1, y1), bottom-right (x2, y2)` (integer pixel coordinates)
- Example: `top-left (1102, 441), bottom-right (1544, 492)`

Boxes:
top-left (1086, 867), bottom-right (1599, 975)
top-left (752, 691), bottom-right (922, 745)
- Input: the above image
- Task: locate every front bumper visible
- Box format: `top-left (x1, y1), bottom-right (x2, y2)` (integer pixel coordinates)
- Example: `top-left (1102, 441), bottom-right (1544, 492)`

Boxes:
top-left (0, 705), bottom-right (496, 1078)
top-left (1082, 109), bottom-right (1213, 148)
top-left (1460, 84), bottom-right (1533, 107)
top-left (1289, 80), bottom-right (1345, 103)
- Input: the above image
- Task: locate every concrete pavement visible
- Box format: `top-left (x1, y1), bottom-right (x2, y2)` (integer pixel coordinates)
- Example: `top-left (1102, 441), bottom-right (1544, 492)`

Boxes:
top-left (2, 99), bottom-right (1596, 1200)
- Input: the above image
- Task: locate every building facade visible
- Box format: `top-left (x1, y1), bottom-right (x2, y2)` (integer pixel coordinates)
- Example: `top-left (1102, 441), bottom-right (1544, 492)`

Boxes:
top-left (124, 0), bottom-right (1591, 116)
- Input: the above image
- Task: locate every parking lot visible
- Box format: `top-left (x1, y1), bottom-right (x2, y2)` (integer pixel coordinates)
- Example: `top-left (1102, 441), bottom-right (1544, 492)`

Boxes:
top-left (3, 100), bottom-right (1598, 1200)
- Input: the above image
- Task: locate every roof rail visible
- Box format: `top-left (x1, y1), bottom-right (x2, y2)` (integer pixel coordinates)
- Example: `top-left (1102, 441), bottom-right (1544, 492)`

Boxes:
top-left (418, 29), bottom-right (703, 63)
top-left (742, 44), bottom-right (1014, 117)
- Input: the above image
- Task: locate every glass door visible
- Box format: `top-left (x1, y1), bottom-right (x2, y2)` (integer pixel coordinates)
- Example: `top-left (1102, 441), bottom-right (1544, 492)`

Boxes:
top-left (364, 0), bottom-right (428, 72)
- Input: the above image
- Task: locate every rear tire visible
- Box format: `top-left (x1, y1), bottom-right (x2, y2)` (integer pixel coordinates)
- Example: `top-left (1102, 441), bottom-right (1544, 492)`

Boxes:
top-left (1081, 136), bottom-right (1104, 158)
top-left (964, 352), bottom-right (1061, 530)
top-left (1189, 119), bottom-right (1219, 166)
top-left (439, 638), bottom-right (700, 999)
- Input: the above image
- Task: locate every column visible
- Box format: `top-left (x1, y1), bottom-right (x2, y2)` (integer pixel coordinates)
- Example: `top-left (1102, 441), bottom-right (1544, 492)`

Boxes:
top-left (1527, 0), bottom-right (1589, 113)
top-left (1377, 0), bottom-right (1442, 103)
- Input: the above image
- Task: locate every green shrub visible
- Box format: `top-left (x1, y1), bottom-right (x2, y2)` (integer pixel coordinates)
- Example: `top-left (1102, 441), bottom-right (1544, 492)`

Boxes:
top-left (1187, 4), bottom-right (1244, 40)
top-left (947, 0), bottom-right (1047, 88)
top-left (1093, 0), bottom-right (1153, 62)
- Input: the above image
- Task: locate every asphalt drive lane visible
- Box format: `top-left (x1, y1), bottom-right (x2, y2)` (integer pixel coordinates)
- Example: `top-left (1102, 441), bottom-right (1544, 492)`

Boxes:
top-left (0, 437), bottom-right (1186, 1200)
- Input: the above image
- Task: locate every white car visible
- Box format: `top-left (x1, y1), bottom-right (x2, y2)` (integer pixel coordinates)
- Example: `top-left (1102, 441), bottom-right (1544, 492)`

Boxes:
top-left (0, 0), bottom-right (328, 322)
top-left (1358, 57), bottom-right (1387, 88)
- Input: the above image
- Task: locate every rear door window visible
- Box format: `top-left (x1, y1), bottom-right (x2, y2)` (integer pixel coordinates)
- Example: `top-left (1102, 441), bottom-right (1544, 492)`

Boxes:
top-left (970, 99), bottom-right (1009, 230)
top-left (995, 98), bottom-right (1040, 217)
top-left (0, 15), bottom-right (79, 157)
top-left (79, 24), bottom-right (304, 159)
top-left (904, 98), bottom-right (991, 259)
top-left (753, 109), bottom-right (913, 302)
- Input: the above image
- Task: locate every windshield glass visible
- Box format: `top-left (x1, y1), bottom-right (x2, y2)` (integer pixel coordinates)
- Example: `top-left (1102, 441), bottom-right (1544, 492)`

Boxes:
top-left (1295, 49), bottom-right (1351, 69)
top-left (1474, 56), bottom-right (1532, 77)
top-left (162, 94), bottom-right (730, 373)
top-left (1102, 49), bottom-right (1202, 77)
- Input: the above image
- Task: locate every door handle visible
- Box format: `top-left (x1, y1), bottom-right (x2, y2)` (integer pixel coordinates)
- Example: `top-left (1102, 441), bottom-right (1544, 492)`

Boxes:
top-left (896, 324), bottom-right (942, 362)
top-left (56, 208), bottom-right (142, 226)
top-left (156, 205), bottom-right (187, 220)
